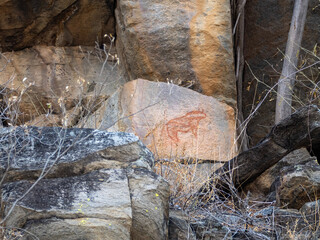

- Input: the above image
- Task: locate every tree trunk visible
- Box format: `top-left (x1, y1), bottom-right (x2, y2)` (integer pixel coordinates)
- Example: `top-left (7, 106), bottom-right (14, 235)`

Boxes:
top-left (275, 0), bottom-right (309, 124)
top-left (233, 0), bottom-right (249, 151)
top-left (199, 105), bottom-right (320, 198)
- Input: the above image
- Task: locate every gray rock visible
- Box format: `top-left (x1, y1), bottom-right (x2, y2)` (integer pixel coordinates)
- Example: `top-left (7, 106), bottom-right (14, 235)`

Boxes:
top-left (245, 148), bottom-right (320, 210)
top-left (23, 218), bottom-right (128, 240)
top-left (276, 157), bottom-right (320, 209)
top-left (128, 168), bottom-right (169, 240)
top-left (245, 148), bottom-right (316, 201)
top-left (169, 210), bottom-right (196, 240)
top-left (190, 218), bottom-right (231, 240)
top-left (300, 199), bottom-right (320, 226)
top-left (4, 169), bottom-right (132, 239)
top-left (0, 127), bottom-right (153, 182)
top-left (0, 126), bottom-right (169, 240)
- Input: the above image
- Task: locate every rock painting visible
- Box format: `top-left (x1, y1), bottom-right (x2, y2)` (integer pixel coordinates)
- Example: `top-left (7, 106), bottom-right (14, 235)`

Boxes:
top-left (165, 110), bottom-right (207, 142)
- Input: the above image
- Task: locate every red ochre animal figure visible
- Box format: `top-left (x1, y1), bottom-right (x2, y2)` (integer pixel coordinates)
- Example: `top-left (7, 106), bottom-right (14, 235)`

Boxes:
top-left (165, 110), bottom-right (207, 142)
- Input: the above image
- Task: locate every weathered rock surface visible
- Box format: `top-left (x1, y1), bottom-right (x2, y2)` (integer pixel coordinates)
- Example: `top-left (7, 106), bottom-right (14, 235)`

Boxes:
top-left (0, 0), bottom-right (115, 51)
top-left (245, 147), bottom-right (320, 210)
top-left (168, 210), bottom-right (196, 240)
top-left (0, 127), bottom-right (169, 240)
top-left (115, 0), bottom-right (236, 106)
top-left (245, 148), bottom-right (316, 201)
top-left (276, 157), bottom-right (320, 209)
top-left (190, 218), bottom-right (230, 240)
top-left (129, 168), bottom-right (169, 240)
top-left (168, 206), bottom-right (320, 240)
top-left (243, 0), bottom-right (320, 145)
top-left (252, 207), bottom-right (320, 239)
top-left (84, 79), bottom-right (237, 161)
top-left (5, 169), bottom-right (132, 240)
top-left (0, 46), bottom-right (124, 125)
top-left (300, 199), bottom-right (320, 230)
top-left (245, 147), bottom-right (320, 213)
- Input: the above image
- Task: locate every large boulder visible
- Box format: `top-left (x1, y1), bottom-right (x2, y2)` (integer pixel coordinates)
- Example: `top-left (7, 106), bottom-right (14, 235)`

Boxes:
top-left (115, 0), bottom-right (236, 107)
top-left (0, 0), bottom-right (115, 51)
top-left (0, 46), bottom-right (124, 125)
top-left (0, 127), bottom-right (169, 240)
top-left (83, 79), bottom-right (237, 162)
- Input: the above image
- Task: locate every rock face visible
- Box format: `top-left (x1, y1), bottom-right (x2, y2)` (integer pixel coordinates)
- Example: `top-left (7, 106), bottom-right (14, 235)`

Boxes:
top-left (169, 210), bottom-right (196, 240)
top-left (168, 206), bottom-right (320, 239)
top-left (251, 207), bottom-right (320, 239)
top-left (300, 199), bottom-right (320, 229)
top-left (0, 0), bottom-right (115, 51)
top-left (0, 127), bottom-right (169, 240)
top-left (84, 79), bottom-right (237, 161)
top-left (245, 148), bottom-right (320, 210)
top-left (243, 0), bottom-right (320, 145)
top-left (245, 149), bottom-right (316, 201)
top-left (115, 0), bottom-right (236, 106)
top-left (0, 46), bottom-right (124, 126)
top-left (276, 156), bottom-right (320, 209)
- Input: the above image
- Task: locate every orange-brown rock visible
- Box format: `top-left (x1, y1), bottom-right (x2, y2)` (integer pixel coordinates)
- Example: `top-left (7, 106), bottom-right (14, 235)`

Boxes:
top-left (85, 79), bottom-right (237, 161)
top-left (0, 0), bottom-right (115, 51)
top-left (0, 46), bottom-right (123, 125)
top-left (115, 0), bottom-right (236, 107)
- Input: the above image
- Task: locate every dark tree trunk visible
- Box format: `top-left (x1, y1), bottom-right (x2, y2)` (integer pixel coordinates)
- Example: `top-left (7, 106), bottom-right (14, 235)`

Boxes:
top-left (233, 0), bottom-right (249, 151)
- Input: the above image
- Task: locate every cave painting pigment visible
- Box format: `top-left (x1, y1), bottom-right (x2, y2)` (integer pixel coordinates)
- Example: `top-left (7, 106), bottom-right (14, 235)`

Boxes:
top-left (165, 110), bottom-right (207, 142)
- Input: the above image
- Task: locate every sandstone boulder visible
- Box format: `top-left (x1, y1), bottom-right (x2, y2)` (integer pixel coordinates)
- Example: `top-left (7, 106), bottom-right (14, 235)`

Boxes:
top-left (0, 127), bottom-right (169, 240)
top-left (84, 79), bottom-right (237, 162)
top-left (0, 0), bottom-right (115, 51)
top-left (0, 46), bottom-right (124, 125)
top-left (115, 0), bottom-right (236, 106)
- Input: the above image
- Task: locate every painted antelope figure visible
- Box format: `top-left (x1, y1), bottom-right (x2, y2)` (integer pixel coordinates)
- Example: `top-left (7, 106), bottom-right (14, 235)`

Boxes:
top-left (165, 110), bottom-right (207, 142)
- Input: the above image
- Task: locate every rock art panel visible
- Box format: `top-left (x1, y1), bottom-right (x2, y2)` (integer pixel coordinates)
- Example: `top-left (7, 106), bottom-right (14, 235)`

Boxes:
top-left (84, 79), bottom-right (237, 161)
top-left (115, 0), bottom-right (236, 107)
top-left (165, 110), bottom-right (207, 143)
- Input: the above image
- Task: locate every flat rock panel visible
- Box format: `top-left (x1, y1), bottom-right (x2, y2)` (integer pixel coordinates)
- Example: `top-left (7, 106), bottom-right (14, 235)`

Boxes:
top-left (85, 79), bottom-right (237, 161)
